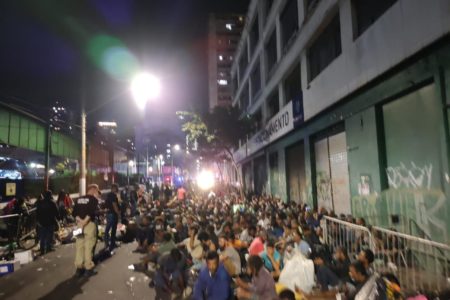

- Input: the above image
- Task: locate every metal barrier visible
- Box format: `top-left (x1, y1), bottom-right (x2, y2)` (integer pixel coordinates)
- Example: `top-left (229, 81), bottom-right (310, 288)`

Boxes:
top-left (322, 216), bottom-right (375, 260)
top-left (371, 225), bottom-right (450, 293)
top-left (322, 216), bottom-right (450, 293)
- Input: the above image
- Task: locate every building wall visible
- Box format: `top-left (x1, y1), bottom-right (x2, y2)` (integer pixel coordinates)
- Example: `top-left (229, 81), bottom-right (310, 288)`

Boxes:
top-left (304, 0), bottom-right (450, 120)
top-left (231, 0), bottom-right (450, 242)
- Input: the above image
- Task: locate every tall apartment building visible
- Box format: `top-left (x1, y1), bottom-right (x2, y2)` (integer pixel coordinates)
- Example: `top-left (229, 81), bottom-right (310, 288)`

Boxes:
top-left (231, 0), bottom-right (450, 244)
top-left (208, 14), bottom-right (245, 110)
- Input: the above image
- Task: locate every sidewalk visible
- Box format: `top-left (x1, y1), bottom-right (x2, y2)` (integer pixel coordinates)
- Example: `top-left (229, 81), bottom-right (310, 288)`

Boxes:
top-left (0, 242), bottom-right (154, 300)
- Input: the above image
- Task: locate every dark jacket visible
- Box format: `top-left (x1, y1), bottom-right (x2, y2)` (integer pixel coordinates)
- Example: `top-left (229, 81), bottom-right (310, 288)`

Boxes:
top-left (36, 199), bottom-right (59, 227)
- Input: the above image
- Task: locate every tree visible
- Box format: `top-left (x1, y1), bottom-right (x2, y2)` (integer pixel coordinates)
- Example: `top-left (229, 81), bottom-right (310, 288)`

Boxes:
top-left (177, 106), bottom-right (253, 197)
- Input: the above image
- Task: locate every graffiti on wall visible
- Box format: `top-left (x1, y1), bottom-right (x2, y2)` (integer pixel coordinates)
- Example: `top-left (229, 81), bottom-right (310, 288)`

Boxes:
top-left (386, 162), bottom-right (433, 190)
top-left (352, 162), bottom-right (448, 243)
top-left (317, 171), bottom-right (332, 209)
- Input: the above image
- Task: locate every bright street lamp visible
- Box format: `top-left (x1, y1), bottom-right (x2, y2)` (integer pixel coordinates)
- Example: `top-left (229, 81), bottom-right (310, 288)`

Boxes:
top-left (130, 72), bottom-right (161, 110)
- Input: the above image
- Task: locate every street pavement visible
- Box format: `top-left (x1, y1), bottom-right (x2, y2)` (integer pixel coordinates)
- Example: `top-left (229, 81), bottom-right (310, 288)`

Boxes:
top-left (0, 242), bottom-right (155, 300)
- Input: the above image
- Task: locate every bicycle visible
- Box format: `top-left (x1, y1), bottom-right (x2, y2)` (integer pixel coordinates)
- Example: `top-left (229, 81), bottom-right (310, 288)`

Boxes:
top-left (0, 204), bottom-right (38, 259)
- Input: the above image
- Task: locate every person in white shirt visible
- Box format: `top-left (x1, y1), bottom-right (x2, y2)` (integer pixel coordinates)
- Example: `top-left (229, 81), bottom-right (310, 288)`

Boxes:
top-left (257, 212), bottom-right (271, 229)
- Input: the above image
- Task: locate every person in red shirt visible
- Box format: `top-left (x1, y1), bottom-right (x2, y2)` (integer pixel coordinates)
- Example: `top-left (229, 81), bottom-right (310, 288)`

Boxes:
top-left (248, 230), bottom-right (267, 256)
top-left (177, 186), bottom-right (186, 202)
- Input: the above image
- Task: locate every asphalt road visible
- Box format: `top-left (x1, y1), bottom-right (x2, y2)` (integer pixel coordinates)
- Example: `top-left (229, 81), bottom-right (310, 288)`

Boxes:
top-left (0, 242), bottom-right (155, 300)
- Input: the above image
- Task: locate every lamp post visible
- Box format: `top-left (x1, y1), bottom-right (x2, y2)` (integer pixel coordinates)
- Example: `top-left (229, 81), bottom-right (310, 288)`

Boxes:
top-left (171, 144), bottom-right (180, 186)
top-left (79, 72), bottom-right (160, 195)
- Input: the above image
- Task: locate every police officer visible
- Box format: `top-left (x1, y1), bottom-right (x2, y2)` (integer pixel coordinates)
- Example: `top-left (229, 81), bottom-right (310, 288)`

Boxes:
top-left (73, 184), bottom-right (100, 277)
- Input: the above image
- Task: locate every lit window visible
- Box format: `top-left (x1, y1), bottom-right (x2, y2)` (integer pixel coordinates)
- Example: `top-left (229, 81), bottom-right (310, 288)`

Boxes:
top-left (218, 79), bottom-right (228, 85)
top-left (226, 24), bottom-right (233, 30)
top-left (219, 55), bottom-right (223, 61)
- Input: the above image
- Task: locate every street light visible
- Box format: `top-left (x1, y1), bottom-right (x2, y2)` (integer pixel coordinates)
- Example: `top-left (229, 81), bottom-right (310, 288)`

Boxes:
top-left (130, 72), bottom-right (161, 110)
top-left (79, 72), bottom-right (160, 195)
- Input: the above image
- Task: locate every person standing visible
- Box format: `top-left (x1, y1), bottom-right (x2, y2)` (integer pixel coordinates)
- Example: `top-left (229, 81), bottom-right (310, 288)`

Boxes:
top-left (36, 190), bottom-right (59, 255)
top-left (73, 184), bottom-right (100, 277)
top-left (177, 186), bottom-right (186, 202)
top-left (163, 184), bottom-right (172, 202)
top-left (104, 184), bottom-right (120, 252)
top-left (152, 183), bottom-right (160, 202)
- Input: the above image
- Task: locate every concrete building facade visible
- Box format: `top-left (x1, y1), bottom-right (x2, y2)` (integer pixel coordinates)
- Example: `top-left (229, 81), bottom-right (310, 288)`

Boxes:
top-left (231, 0), bottom-right (450, 244)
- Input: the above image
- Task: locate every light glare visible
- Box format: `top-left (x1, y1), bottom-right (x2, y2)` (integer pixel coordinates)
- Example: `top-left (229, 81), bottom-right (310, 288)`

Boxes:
top-left (131, 73), bottom-right (161, 110)
top-left (197, 170), bottom-right (215, 190)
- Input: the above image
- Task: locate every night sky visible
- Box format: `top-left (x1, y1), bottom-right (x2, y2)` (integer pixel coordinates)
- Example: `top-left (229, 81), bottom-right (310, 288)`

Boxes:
top-left (0, 0), bottom-right (249, 136)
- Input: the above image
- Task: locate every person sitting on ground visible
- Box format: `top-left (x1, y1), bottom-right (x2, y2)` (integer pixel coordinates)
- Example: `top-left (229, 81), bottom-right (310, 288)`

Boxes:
top-left (153, 248), bottom-right (186, 299)
top-left (260, 239), bottom-right (283, 279)
top-left (193, 251), bottom-right (232, 300)
top-left (173, 215), bottom-right (188, 243)
top-left (235, 255), bottom-right (278, 300)
top-left (180, 225), bottom-right (203, 269)
top-left (134, 231), bottom-right (176, 272)
top-left (346, 261), bottom-right (369, 300)
top-left (331, 246), bottom-right (351, 283)
top-left (248, 229), bottom-right (267, 256)
top-left (357, 248), bottom-right (375, 275)
top-left (292, 228), bottom-right (311, 257)
top-left (198, 231), bottom-right (217, 253)
top-left (218, 232), bottom-right (241, 277)
top-left (310, 251), bottom-right (340, 292)
top-left (134, 216), bottom-right (152, 253)
top-left (154, 232), bottom-right (177, 256)
top-left (206, 224), bottom-right (219, 250)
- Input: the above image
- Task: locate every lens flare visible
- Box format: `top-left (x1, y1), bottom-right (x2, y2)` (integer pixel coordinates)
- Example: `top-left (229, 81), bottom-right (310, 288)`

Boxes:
top-left (87, 35), bottom-right (138, 80)
top-left (197, 170), bottom-right (215, 190)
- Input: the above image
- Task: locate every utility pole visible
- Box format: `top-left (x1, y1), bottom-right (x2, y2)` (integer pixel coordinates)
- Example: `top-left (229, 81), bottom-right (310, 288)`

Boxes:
top-left (79, 110), bottom-right (86, 196)
top-left (44, 124), bottom-right (51, 191)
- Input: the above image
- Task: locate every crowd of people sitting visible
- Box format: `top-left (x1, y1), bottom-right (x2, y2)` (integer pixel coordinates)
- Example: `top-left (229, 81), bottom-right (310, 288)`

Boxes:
top-left (1, 181), bottom-right (434, 299)
top-left (121, 184), bottom-right (405, 300)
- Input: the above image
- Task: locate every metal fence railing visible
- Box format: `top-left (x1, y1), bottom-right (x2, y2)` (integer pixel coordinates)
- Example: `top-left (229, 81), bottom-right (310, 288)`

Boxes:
top-left (322, 216), bottom-right (375, 259)
top-left (370, 225), bottom-right (450, 293)
top-left (322, 216), bottom-right (450, 293)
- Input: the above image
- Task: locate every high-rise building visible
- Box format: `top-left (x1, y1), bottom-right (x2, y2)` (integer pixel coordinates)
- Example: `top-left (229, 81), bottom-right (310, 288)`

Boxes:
top-left (208, 13), bottom-right (245, 110)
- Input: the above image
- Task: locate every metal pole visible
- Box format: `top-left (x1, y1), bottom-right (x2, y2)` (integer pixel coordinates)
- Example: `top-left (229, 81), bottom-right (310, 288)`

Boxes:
top-left (79, 110), bottom-right (87, 196)
top-left (146, 145), bottom-right (149, 178)
top-left (127, 160), bottom-right (130, 186)
top-left (171, 155), bottom-right (174, 186)
top-left (44, 124), bottom-right (51, 191)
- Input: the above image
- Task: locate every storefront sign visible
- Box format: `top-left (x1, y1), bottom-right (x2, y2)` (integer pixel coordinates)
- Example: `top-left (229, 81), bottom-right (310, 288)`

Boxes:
top-left (247, 101), bottom-right (294, 155)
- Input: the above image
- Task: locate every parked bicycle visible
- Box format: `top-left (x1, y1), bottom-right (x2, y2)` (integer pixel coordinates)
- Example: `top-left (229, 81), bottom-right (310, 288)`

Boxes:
top-left (0, 199), bottom-right (38, 259)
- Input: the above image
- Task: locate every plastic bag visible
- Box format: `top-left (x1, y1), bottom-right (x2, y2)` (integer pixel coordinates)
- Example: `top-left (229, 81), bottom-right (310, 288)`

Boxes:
top-left (278, 252), bottom-right (315, 293)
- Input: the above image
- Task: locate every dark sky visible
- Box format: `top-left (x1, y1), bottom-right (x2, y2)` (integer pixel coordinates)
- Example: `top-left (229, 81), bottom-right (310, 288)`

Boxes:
top-left (0, 0), bottom-right (249, 137)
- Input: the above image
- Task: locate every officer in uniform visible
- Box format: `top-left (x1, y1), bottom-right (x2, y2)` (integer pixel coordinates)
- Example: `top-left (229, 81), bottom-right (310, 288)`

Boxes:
top-left (73, 184), bottom-right (100, 277)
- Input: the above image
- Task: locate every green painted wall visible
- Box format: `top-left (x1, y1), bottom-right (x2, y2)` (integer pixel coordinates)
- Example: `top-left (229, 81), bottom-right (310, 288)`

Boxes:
top-left (51, 131), bottom-right (80, 160)
top-left (346, 107), bottom-right (382, 197)
top-left (0, 107), bottom-right (80, 160)
top-left (0, 108), bottom-right (46, 152)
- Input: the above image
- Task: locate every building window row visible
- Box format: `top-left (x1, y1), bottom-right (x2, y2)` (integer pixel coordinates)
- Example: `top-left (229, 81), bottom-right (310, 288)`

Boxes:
top-left (235, 0), bottom-right (398, 113)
